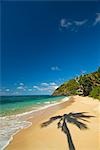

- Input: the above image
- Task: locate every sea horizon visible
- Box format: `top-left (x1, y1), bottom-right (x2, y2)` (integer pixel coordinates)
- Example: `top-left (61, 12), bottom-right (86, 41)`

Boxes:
top-left (0, 95), bottom-right (65, 116)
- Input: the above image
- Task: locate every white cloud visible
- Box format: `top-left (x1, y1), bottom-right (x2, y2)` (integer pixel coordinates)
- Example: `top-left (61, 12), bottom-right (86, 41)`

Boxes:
top-left (0, 82), bottom-right (59, 95)
top-left (49, 82), bottom-right (57, 86)
top-left (59, 18), bottom-right (88, 32)
top-left (33, 85), bottom-right (47, 91)
top-left (17, 86), bottom-right (26, 91)
top-left (19, 82), bottom-right (24, 86)
top-left (50, 85), bottom-right (58, 90)
top-left (5, 89), bottom-right (10, 92)
top-left (39, 87), bottom-right (48, 91)
top-left (60, 18), bottom-right (66, 27)
top-left (60, 14), bottom-right (100, 31)
top-left (17, 86), bottom-right (23, 90)
top-left (74, 20), bottom-right (87, 26)
top-left (28, 89), bottom-right (32, 92)
top-left (39, 85), bottom-right (58, 92)
top-left (60, 18), bottom-right (72, 28)
top-left (33, 85), bottom-right (44, 91)
top-left (51, 66), bottom-right (61, 71)
top-left (33, 82), bottom-right (59, 93)
top-left (41, 83), bottom-right (49, 86)
top-left (16, 82), bottom-right (26, 91)
top-left (93, 13), bottom-right (100, 26)
top-left (33, 86), bottom-right (41, 91)
top-left (33, 85), bottom-right (39, 89)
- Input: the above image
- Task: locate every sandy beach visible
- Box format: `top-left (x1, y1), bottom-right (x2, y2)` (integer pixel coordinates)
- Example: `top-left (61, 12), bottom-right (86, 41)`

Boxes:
top-left (6, 96), bottom-right (100, 150)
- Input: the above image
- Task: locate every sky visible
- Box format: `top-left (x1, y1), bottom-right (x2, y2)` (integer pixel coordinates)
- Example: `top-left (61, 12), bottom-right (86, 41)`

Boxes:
top-left (1, 1), bottom-right (100, 95)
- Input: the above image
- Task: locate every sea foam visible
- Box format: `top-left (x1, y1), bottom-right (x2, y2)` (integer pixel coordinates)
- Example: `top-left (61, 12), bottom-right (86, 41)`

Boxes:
top-left (0, 96), bottom-right (70, 150)
top-left (0, 115), bottom-right (32, 150)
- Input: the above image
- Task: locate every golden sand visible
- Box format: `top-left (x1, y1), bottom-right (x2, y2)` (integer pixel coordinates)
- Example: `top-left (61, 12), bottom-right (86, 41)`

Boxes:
top-left (6, 96), bottom-right (100, 150)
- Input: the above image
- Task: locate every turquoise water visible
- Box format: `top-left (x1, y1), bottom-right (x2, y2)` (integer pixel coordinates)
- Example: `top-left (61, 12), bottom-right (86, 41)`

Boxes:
top-left (0, 95), bottom-right (68, 150)
top-left (0, 95), bottom-right (65, 116)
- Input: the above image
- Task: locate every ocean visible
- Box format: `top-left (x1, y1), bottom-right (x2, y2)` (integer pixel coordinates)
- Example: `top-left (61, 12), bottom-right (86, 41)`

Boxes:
top-left (0, 95), bottom-right (68, 150)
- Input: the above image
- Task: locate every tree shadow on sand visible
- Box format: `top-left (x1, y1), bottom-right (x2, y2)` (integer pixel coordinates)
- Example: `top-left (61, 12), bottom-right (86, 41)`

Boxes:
top-left (41, 112), bottom-right (94, 150)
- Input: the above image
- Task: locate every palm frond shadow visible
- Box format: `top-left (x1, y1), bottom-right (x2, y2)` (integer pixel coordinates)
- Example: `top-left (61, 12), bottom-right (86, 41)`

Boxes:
top-left (41, 112), bottom-right (94, 150)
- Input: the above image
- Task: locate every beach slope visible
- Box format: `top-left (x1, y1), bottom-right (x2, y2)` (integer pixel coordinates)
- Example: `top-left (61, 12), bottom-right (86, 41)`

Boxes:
top-left (6, 96), bottom-right (100, 150)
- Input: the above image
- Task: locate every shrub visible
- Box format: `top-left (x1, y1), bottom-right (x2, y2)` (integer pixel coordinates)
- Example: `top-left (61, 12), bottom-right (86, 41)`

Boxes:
top-left (89, 86), bottom-right (100, 100)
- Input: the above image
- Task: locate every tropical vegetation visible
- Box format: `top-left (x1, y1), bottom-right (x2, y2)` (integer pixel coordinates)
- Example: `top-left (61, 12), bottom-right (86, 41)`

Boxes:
top-left (52, 67), bottom-right (100, 100)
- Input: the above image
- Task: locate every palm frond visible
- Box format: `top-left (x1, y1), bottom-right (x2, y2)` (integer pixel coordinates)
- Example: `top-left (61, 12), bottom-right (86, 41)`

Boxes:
top-left (41, 112), bottom-right (94, 150)
top-left (66, 116), bottom-right (88, 130)
top-left (77, 118), bottom-right (89, 122)
top-left (69, 112), bottom-right (94, 119)
top-left (41, 115), bottom-right (62, 127)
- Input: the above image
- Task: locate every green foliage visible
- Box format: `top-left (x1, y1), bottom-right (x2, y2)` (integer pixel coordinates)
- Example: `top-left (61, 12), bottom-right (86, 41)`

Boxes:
top-left (79, 75), bottom-right (93, 96)
top-left (89, 86), bottom-right (100, 100)
top-left (53, 79), bottom-right (79, 96)
top-left (66, 79), bottom-right (79, 91)
top-left (52, 68), bottom-right (100, 100)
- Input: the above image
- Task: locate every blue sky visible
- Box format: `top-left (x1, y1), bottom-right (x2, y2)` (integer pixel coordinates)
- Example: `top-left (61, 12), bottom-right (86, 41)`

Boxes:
top-left (1, 1), bottom-right (100, 95)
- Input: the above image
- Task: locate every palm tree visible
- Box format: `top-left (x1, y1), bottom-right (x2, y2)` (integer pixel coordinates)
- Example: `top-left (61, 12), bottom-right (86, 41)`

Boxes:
top-left (41, 112), bottom-right (94, 150)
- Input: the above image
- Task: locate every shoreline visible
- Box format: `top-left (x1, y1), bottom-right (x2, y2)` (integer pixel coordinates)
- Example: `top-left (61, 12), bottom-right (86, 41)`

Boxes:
top-left (0, 96), bottom-right (68, 118)
top-left (1, 121), bottom-right (32, 150)
top-left (1, 96), bottom-right (72, 150)
top-left (6, 96), bottom-right (100, 150)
